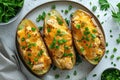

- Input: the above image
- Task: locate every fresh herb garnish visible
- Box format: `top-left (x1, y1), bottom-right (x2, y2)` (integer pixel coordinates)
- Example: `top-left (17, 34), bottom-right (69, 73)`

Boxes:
top-left (110, 54), bottom-right (114, 59)
top-left (21, 46), bottom-right (26, 50)
top-left (65, 10), bottom-right (69, 14)
top-left (55, 74), bottom-right (60, 79)
top-left (47, 28), bottom-right (51, 32)
top-left (50, 38), bottom-right (57, 49)
top-left (116, 56), bottom-right (120, 60)
top-left (58, 39), bottom-right (67, 44)
top-left (113, 47), bottom-right (117, 52)
top-left (38, 26), bottom-right (43, 31)
top-left (31, 27), bottom-right (36, 31)
top-left (66, 75), bottom-right (70, 79)
top-left (116, 34), bottom-right (120, 44)
top-left (27, 34), bottom-right (31, 38)
top-left (80, 47), bottom-right (84, 52)
top-left (65, 18), bottom-right (70, 26)
top-left (0, 0), bottom-right (24, 23)
top-left (101, 68), bottom-right (120, 80)
top-left (36, 11), bottom-right (46, 22)
top-left (68, 5), bottom-right (72, 10)
top-left (21, 37), bottom-right (25, 42)
top-left (92, 6), bottom-right (97, 12)
top-left (52, 65), bottom-right (57, 70)
top-left (99, 0), bottom-right (110, 11)
top-left (76, 24), bottom-right (81, 29)
top-left (38, 50), bottom-right (44, 57)
top-left (57, 17), bottom-right (63, 25)
top-left (93, 74), bottom-right (97, 77)
top-left (112, 3), bottom-right (120, 25)
top-left (63, 53), bottom-right (73, 57)
top-left (55, 45), bottom-right (60, 49)
top-left (28, 53), bottom-right (31, 56)
top-left (73, 70), bottom-right (77, 76)
top-left (34, 58), bottom-right (38, 62)
top-left (51, 4), bottom-right (56, 9)
top-left (106, 50), bottom-right (109, 54)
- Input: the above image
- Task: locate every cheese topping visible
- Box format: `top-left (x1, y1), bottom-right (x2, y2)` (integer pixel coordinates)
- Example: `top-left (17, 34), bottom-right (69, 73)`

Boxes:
top-left (17, 19), bottom-right (51, 74)
top-left (44, 12), bottom-right (75, 69)
top-left (72, 10), bottom-right (105, 64)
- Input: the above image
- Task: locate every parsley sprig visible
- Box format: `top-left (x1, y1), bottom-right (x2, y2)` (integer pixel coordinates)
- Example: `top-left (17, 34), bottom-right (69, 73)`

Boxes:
top-left (112, 3), bottom-right (120, 25)
top-left (99, 0), bottom-right (110, 11)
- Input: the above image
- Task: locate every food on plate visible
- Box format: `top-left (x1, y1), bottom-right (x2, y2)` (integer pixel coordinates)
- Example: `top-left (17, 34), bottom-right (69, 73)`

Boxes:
top-left (16, 19), bottom-right (51, 76)
top-left (71, 9), bottom-right (105, 65)
top-left (43, 10), bottom-right (76, 69)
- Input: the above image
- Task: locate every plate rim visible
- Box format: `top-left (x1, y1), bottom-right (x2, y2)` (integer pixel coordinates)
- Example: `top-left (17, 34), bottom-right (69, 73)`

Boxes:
top-left (15, 0), bottom-right (106, 79)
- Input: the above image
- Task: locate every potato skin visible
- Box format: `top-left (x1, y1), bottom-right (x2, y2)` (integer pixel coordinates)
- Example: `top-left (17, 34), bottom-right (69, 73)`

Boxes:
top-left (16, 19), bottom-right (51, 76)
top-left (43, 10), bottom-right (76, 70)
top-left (71, 10), bottom-right (105, 65)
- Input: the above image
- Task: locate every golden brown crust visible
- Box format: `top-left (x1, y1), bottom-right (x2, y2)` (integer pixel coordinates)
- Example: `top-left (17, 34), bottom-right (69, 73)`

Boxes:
top-left (71, 9), bottom-right (105, 65)
top-left (43, 10), bottom-right (76, 69)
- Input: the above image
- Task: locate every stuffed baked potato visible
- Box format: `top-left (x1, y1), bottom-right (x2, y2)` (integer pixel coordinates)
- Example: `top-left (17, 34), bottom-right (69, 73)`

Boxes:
top-left (43, 10), bottom-right (76, 69)
top-left (16, 19), bottom-right (51, 76)
top-left (71, 10), bottom-right (105, 65)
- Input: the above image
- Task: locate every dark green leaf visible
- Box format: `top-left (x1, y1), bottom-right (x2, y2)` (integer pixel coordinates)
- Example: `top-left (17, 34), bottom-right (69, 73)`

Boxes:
top-left (99, 0), bottom-right (110, 11)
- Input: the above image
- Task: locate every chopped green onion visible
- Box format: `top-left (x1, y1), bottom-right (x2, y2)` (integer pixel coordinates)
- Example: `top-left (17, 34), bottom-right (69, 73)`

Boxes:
top-left (73, 70), bottom-right (77, 76)
top-left (21, 37), bottom-right (25, 42)
top-left (92, 6), bottom-right (97, 12)
top-left (106, 50), bottom-right (109, 54)
top-left (57, 17), bottom-right (63, 25)
top-left (38, 50), bottom-right (44, 57)
top-left (55, 74), bottom-right (60, 79)
top-left (106, 42), bottom-right (108, 47)
top-left (38, 26), bottom-right (43, 31)
top-left (50, 38), bottom-right (57, 49)
top-left (47, 28), bottom-right (51, 32)
top-left (80, 47), bottom-right (84, 52)
top-left (58, 39), bottom-right (67, 44)
top-left (52, 65), bottom-right (57, 70)
top-left (110, 54), bottom-right (114, 59)
top-left (68, 5), bottom-right (72, 10)
top-left (27, 34), bottom-right (31, 38)
top-left (65, 10), bottom-right (69, 14)
top-left (65, 18), bottom-right (69, 26)
top-left (63, 53), bottom-right (73, 57)
top-left (66, 75), bottom-right (70, 79)
top-left (55, 45), bottom-right (60, 49)
top-left (51, 4), bottom-right (56, 9)
top-left (76, 24), bottom-right (81, 29)
top-left (113, 48), bottom-right (117, 52)
top-left (93, 74), bottom-right (97, 77)
top-left (116, 56), bottom-right (120, 60)
top-left (28, 53), bottom-right (31, 56)
top-left (34, 58), bottom-right (38, 62)
top-left (31, 27), bottom-right (36, 31)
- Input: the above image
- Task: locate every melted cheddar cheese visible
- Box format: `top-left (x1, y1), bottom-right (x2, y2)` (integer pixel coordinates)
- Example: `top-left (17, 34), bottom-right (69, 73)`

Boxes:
top-left (44, 10), bottom-right (76, 69)
top-left (72, 10), bottom-right (105, 65)
top-left (17, 19), bottom-right (51, 75)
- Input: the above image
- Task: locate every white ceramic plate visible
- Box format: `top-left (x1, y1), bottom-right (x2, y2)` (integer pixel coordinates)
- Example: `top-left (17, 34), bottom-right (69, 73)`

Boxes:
top-left (17, 0), bottom-right (105, 80)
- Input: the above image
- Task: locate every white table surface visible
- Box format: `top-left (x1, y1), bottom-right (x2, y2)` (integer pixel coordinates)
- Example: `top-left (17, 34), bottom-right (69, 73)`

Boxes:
top-left (0, 0), bottom-right (120, 80)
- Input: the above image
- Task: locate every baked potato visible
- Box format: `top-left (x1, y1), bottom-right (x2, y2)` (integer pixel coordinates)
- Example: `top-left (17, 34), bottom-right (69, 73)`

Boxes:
top-left (16, 19), bottom-right (52, 76)
top-left (71, 10), bottom-right (105, 65)
top-left (43, 10), bottom-right (76, 70)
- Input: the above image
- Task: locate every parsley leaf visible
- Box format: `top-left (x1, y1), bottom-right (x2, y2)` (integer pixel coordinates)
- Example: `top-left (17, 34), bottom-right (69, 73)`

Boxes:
top-left (112, 3), bottom-right (120, 24)
top-left (99, 0), bottom-right (110, 11)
